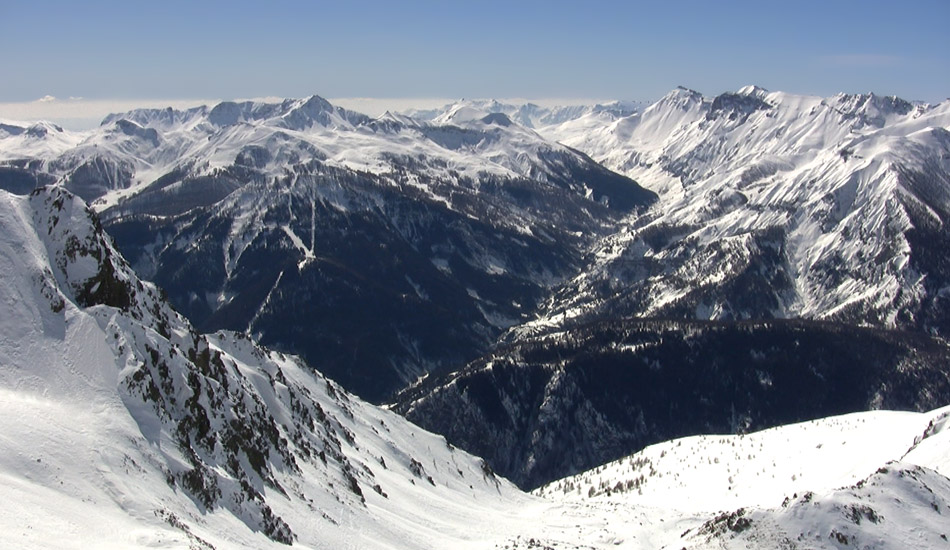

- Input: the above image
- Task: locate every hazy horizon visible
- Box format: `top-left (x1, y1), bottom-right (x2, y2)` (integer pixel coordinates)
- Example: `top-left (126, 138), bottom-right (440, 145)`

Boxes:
top-left (0, 95), bottom-right (633, 130)
top-left (3, 84), bottom-right (948, 131)
top-left (2, 0), bottom-right (947, 127)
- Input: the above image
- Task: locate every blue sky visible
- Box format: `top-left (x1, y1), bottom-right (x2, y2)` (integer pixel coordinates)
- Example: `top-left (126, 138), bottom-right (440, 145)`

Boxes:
top-left (1, 0), bottom-right (947, 107)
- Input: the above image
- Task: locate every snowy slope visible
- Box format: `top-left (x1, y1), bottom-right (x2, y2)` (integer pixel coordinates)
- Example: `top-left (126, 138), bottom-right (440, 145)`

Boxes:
top-left (538, 409), bottom-right (942, 510)
top-left (534, 407), bottom-right (950, 550)
top-left (0, 95), bottom-right (651, 211)
top-left (510, 87), bottom-right (950, 339)
top-left (2, 185), bottom-right (948, 549)
top-left (0, 119), bottom-right (84, 160)
top-left (0, 186), bottom-right (536, 548)
top-left (404, 98), bottom-right (643, 130)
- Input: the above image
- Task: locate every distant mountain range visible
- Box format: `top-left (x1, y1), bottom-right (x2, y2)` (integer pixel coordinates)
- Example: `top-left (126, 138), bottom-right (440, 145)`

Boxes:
top-left (397, 86), bottom-right (950, 487)
top-left (2, 83), bottom-right (950, 547)
top-left (1, 94), bottom-right (656, 401)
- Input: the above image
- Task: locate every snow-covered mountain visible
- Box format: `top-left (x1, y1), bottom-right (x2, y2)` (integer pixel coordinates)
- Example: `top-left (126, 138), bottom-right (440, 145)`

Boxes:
top-left (0, 95), bottom-right (650, 211)
top-left (512, 86), bottom-right (950, 339)
top-left (6, 87), bottom-right (948, 404)
top-left (383, 87), bottom-right (950, 498)
top-left (535, 407), bottom-right (950, 550)
top-left (0, 95), bottom-right (655, 402)
top-left (0, 185), bottom-right (540, 547)
top-left (403, 98), bottom-right (644, 130)
top-left (3, 185), bottom-right (950, 549)
top-left (0, 118), bottom-right (82, 160)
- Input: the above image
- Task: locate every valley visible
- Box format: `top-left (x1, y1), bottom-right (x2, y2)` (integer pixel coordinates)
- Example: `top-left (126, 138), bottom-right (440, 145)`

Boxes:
top-left (1, 85), bottom-right (949, 548)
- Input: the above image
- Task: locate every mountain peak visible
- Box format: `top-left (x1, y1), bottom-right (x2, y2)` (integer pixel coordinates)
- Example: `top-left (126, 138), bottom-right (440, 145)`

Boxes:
top-left (282, 94), bottom-right (370, 130)
top-left (674, 85), bottom-right (703, 96)
top-left (100, 105), bottom-right (209, 130)
top-left (827, 92), bottom-right (916, 128)
top-left (298, 93), bottom-right (334, 112)
top-left (207, 100), bottom-right (248, 127)
top-left (707, 90), bottom-right (772, 120)
top-left (433, 102), bottom-right (491, 125)
top-left (0, 184), bottom-right (530, 547)
top-left (23, 121), bottom-right (65, 138)
top-left (376, 110), bottom-right (419, 127)
top-left (736, 84), bottom-right (769, 98)
top-left (834, 91), bottom-right (914, 111)
top-left (656, 86), bottom-right (705, 109)
top-left (279, 94), bottom-right (336, 129)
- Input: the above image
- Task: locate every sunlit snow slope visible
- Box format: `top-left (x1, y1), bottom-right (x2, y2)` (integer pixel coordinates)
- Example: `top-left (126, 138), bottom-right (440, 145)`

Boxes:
top-left (535, 408), bottom-right (950, 550)
top-left (0, 186), bottom-right (537, 549)
top-left (513, 87), bottom-right (950, 339)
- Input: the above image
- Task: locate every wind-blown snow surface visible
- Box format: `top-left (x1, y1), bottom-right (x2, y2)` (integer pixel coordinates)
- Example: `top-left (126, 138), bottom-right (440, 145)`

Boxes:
top-left (1, 186), bottom-right (949, 549)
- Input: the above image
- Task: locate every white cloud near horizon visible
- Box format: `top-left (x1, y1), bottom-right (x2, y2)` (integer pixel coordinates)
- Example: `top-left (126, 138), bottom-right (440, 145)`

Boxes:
top-left (0, 98), bottom-right (220, 130)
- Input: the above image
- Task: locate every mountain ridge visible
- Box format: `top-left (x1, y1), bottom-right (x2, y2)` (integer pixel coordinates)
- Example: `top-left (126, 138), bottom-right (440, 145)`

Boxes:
top-left (0, 184), bottom-right (537, 547)
top-left (500, 86), bottom-right (950, 340)
top-left (0, 93), bottom-right (656, 401)
top-left (2, 172), bottom-right (950, 548)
